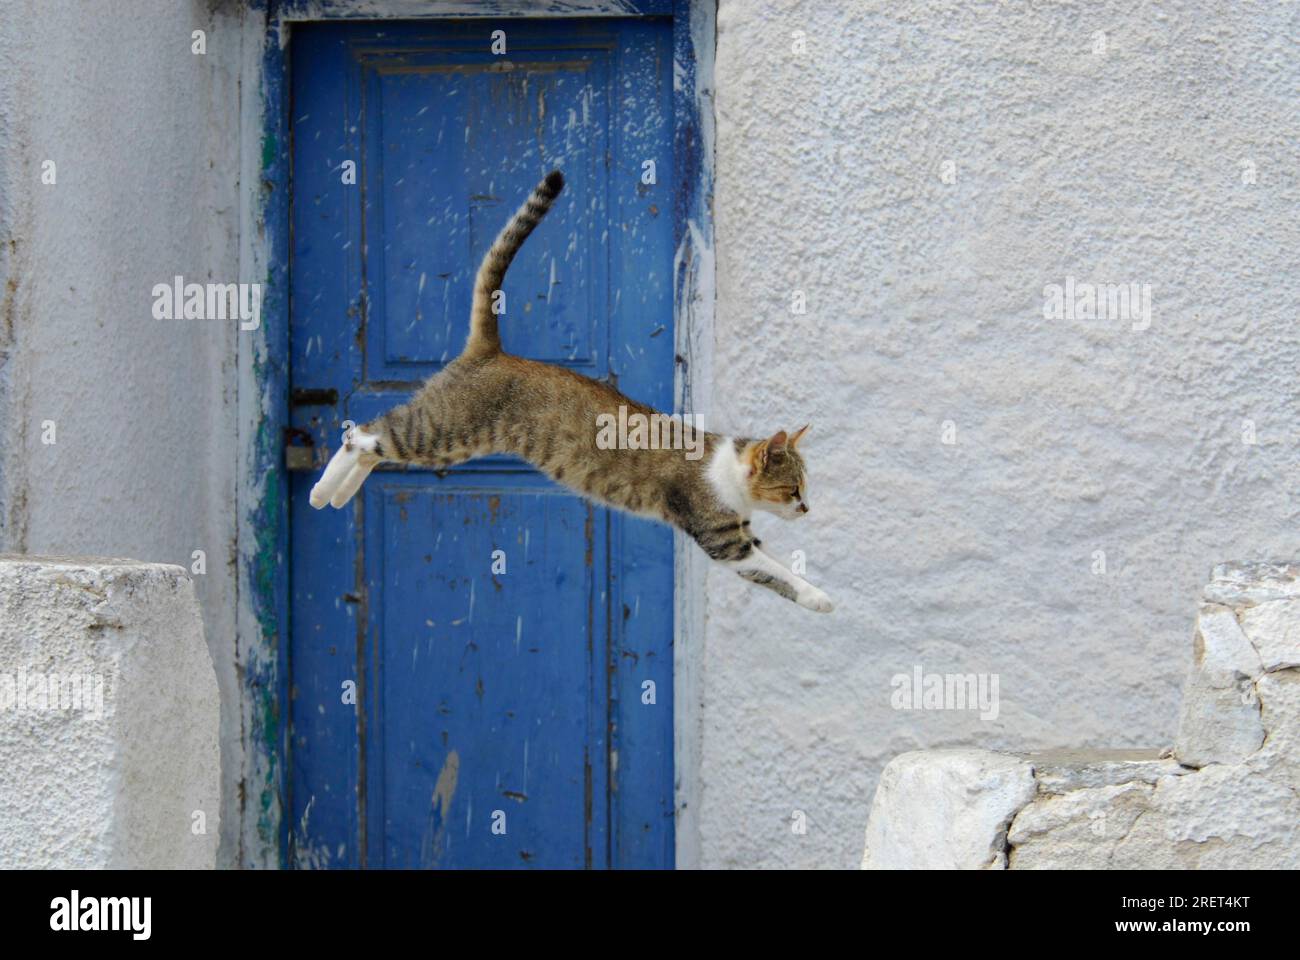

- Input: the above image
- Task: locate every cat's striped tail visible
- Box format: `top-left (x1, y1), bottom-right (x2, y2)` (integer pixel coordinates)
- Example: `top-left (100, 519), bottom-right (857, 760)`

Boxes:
top-left (463, 170), bottom-right (565, 357)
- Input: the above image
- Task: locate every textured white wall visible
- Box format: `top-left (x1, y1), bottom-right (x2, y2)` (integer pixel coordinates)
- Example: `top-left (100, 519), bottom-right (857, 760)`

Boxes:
top-left (704, 0), bottom-right (1299, 867)
top-left (0, 557), bottom-right (220, 869)
top-left (0, 0), bottom-right (242, 866)
top-left (3, 0), bottom-right (1295, 872)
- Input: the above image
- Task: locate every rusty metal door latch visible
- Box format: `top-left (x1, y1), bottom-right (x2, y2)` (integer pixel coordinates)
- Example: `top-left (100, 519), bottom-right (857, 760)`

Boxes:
top-left (285, 387), bottom-right (340, 471)
top-left (284, 426), bottom-right (318, 472)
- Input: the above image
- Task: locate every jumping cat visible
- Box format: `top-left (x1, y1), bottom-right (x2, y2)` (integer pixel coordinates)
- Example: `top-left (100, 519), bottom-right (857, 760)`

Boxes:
top-left (310, 171), bottom-right (832, 612)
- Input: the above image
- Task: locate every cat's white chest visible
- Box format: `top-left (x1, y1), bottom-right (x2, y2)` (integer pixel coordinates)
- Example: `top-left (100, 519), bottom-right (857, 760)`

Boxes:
top-left (707, 441), bottom-right (751, 515)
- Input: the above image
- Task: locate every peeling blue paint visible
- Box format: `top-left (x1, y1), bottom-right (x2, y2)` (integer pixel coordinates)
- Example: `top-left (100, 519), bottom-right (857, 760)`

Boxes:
top-left (245, 0), bottom-right (711, 871)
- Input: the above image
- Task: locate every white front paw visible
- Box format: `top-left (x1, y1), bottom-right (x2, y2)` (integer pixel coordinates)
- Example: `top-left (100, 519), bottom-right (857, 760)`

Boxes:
top-left (798, 586), bottom-right (833, 613)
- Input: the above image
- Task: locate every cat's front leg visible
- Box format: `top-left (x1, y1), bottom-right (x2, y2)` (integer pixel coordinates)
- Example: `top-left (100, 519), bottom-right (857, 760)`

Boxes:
top-left (724, 543), bottom-right (833, 613)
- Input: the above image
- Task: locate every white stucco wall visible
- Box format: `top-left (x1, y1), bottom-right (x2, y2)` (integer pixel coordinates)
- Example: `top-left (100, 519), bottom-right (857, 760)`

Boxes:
top-left (703, 0), bottom-right (1299, 867)
top-left (2, 0), bottom-right (1295, 872)
top-left (0, 0), bottom-right (243, 866)
top-left (0, 556), bottom-right (220, 869)
top-left (862, 562), bottom-right (1300, 870)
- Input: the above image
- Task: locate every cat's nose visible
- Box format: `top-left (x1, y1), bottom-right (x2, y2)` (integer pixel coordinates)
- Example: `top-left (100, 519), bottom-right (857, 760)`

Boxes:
top-left (798, 503), bottom-right (808, 514)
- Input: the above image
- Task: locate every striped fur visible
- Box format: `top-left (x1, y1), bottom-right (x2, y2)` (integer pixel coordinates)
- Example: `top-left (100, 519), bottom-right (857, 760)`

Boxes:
top-left (311, 171), bottom-right (832, 612)
top-left (464, 170), bottom-right (565, 358)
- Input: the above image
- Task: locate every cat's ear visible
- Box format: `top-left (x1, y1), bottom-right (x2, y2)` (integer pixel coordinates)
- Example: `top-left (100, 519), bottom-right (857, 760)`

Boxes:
top-left (789, 424), bottom-right (810, 448)
top-left (753, 431), bottom-right (788, 472)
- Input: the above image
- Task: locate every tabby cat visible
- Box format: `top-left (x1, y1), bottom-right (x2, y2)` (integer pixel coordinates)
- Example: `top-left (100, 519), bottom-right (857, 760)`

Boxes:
top-left (310, 171), bottom-right (832, 612)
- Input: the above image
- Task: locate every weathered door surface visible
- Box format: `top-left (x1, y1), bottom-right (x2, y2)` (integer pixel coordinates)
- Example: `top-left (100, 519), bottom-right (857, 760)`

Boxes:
top-left (287, 18), bottom-right (675, 868)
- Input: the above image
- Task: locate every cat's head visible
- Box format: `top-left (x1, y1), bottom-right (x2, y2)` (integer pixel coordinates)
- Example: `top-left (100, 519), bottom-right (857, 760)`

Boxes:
top-left (747, 425), bottom-right (810, 519)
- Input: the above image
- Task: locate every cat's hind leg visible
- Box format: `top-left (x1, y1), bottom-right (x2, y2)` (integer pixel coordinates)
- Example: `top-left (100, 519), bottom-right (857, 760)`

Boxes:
top-left (309, 426), bottom-right (382, 509)
top-left (328, 459), bottom-right (375, 508)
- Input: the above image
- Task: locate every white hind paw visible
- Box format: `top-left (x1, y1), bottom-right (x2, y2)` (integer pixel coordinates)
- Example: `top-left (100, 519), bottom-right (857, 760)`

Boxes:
top-left (310, 426), bottom-right (383, 509)
top-left (329, 460), bottom-right (374, 508)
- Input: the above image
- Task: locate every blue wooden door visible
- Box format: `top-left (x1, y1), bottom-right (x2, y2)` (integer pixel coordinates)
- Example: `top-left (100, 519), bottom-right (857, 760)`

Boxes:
top-left (287, 18), bottom-right (675, 869)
